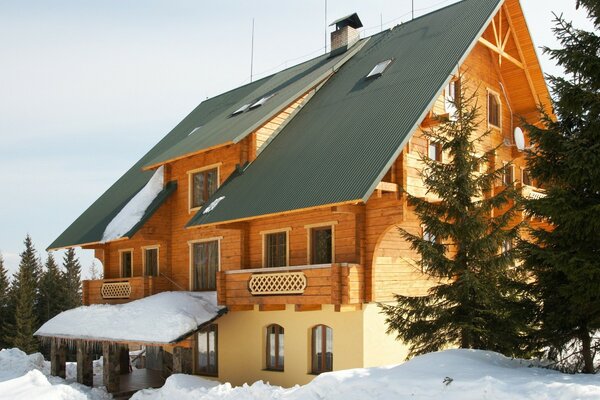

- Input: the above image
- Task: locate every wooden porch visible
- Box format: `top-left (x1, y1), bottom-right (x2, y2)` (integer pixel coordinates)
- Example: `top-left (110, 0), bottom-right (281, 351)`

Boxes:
top-left (82, 276), bottom-right (172, 305)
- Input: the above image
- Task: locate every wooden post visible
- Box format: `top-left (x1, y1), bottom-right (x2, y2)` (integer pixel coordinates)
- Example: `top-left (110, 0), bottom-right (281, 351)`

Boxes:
top-left (76, 341), bottom-right (93, 386)
top-left (119, 345), bottom-right (130, 374)
top-left (172, 347), bottom-right (193, 374)
top-left (161, 347), bottom-right (173, 379)
top-left (82, 280), bottom-right (90, 305)
top-left (50, 339), bottom-right (67, 378)
top-left (102, 342), bottom-right (120, 393)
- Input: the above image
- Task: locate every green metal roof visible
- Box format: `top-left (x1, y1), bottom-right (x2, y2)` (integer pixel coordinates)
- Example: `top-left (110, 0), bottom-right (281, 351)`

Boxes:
top-left (188, 0), bottom-right (502, 227)
top-left (142, 48), bottom-right (360, 169)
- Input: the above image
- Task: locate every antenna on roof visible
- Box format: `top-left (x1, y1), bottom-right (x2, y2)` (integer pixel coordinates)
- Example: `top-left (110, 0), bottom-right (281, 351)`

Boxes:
top-left (250, 18), bottom-right (255, 82)
top-left (324, 0), bottom-right (328, 53)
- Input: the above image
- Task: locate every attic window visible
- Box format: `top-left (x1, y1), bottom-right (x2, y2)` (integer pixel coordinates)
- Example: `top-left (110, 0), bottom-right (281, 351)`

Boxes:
top-left (249, 93), bottom-right (275, 110)
top-left (366, 59), bottom-right (393, 79)
top-left (231, 104), bottom-right (251, 116)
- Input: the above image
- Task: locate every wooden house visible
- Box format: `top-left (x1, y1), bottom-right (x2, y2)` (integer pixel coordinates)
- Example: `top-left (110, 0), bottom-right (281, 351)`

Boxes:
top-left (38, 0), bottom-right (551, 393)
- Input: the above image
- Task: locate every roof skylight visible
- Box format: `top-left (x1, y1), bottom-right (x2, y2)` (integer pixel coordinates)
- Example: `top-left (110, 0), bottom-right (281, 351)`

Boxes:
top-left (249, 93), bottom-right (275, 109)
top-left (231, 104), bottom-right (251, 116)
top-left (366, 59), bottom-right (393, 79)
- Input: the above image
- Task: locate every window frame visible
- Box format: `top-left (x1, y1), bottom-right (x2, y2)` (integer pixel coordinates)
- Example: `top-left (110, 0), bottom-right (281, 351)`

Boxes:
top-left (444, 78), bottom-right (460, 119)
top-left (119, 249), bottom-right (133, 278)
top-left (521, 167), bottom-right (532, 186)
top-left (196, 324), bottom-right (218, 376)
top-left (305, 222), bottom-right (337, 265)
top-left (487, 89), bottom-right (502, 129)
top-left (261, 228), bottom-right (291, 268)
top-left (311, 324), bottom-right (333, 374)
top-left (141, 245), bottom-right (160, 277)
top-left (502, 162), bottom-right (515, 187)
top-left (188, 237), bottom-right (223, 291)
top-left (188, 164), bottom-right (221, 213)
top-left (265, 324), bottom-right (285, 372)
top-left (427, 140), bottom-right (443, 162)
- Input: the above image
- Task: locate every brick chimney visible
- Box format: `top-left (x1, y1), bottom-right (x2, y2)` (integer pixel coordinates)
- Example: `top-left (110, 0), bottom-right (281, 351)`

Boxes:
top-left (330, 13), bottom-right (363, 55)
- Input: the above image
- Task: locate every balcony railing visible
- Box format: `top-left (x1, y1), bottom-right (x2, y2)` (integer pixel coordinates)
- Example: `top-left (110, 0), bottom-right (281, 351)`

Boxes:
top-left (217, 263), bottom-right (364, 307)
top-left (82, 276), bottom-right (171, 305)
top-left (521, 184), bottom-right (545, 200)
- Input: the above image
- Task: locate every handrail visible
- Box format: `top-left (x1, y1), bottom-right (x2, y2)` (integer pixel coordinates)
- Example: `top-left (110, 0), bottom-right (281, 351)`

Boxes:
top-left (159, 272), bottom-right (186, 291)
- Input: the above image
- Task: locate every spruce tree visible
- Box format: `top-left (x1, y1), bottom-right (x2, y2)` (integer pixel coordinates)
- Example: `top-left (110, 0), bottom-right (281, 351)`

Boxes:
top-left (519, 1), bottom-right (600, 373)
top-left (380, 82), bottom-right (531, 358)
top-left (9, 235), bottom-right (40, 353)
top-left (62, 248), bottom-right (82, 309)
top-left (38, 253), bottom-right (64, 324)
top-left (0, 254), bottom-right (10, 349)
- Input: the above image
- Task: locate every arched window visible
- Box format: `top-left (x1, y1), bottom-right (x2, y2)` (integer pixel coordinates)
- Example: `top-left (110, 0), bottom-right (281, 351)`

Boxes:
top-left (311, 325), bottom-right (333, 374)
top-left (266, 324), bottom-right (284, 371)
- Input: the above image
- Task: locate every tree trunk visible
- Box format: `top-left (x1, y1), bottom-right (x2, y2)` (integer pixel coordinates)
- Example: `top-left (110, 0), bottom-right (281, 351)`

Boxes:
top-left (579, 329), bottom-right (595, 374)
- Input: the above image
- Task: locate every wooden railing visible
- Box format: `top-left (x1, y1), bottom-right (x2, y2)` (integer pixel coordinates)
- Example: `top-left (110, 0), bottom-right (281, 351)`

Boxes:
top-left (217, 263), bottom-right (364, 308)
top-left (82, 276), bottom-right (171, 305)
top-left (521, 184), bottom-right (545, 200)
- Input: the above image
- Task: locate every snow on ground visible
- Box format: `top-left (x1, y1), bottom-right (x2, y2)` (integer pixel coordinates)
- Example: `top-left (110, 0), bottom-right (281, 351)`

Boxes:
top-left (132, 349), bottom-right (600, 400)
top-left (101, 165), bottom-right (164, 242)
top-left (35, 291), bottom-right (224, 343)
top-left (0, 348), bottom-right (110, 400)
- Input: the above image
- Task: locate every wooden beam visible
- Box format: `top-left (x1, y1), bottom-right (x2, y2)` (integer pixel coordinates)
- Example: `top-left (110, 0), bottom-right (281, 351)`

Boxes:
top-left (295, 304), bottom-right (322, 312)
top-left (376, 182), bottom-right (398, 192)
top-left (502, 3), bottom-right (539, 104)
top-left (259, 304), bottom-right (286, 312)
top-left (478, 37), bottom-right (524, 69)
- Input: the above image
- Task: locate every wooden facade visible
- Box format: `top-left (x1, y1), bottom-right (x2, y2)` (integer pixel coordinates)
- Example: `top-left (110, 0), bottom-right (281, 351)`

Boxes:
top-left (83, 5), bottom-right (549, 308)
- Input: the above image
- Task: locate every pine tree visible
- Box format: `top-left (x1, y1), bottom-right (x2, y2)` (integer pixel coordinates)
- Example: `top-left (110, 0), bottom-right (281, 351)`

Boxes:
top-left (0, 253), bottom-right (10, 349)
top-left (519, 1), bottom-right (600, 373)
top-left (380, 81), bottom-right (532, 358)
top-left (89, 260), bottom-right (103, 280)
top-left (38, 253), bottom-right (64, 324)
top-left (62, 248), bottom-right (82, 310)
top-left (8, 235), bottom-right (40, 353)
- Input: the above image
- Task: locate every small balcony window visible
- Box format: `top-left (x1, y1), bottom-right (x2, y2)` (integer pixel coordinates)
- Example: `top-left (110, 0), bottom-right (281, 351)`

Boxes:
top-left (502, 163), bottom-right (514, 186)
top-left (265, 232), bottom-right (288, 268)
top-left (144, 247), bottom-right (159, 277)
top-left (428, 141), bottom-right (443, 162)
top-left (522, 168), bottom-right (532, 186)
top-left (311, 227), bottom-right (333, 264)
top-left (488, 91), bottom-right (501, 128)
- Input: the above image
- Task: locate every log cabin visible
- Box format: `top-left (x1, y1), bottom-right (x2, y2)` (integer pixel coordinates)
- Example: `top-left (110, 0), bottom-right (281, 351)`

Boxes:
top-left (37, 0), bottom-right (552, 393)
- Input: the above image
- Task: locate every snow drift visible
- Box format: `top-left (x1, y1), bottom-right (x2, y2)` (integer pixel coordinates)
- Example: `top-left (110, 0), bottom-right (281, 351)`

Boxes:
top-left (35, 291), bottom-right (224, 343)
top-left (131, 349), bottom-right (600, 400)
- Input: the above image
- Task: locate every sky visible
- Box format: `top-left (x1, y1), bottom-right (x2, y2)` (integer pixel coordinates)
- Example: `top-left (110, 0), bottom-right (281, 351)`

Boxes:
top-left (0, 0), bottom-right (594, 278)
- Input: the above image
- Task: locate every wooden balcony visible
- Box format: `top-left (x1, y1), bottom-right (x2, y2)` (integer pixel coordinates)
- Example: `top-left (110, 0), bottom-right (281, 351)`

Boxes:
top-left (82, 276), bottom-right (171, 305)
top-left (521, 184), bottom-right (545, 200)
top-left (217, 263), bottom-right (364, 310)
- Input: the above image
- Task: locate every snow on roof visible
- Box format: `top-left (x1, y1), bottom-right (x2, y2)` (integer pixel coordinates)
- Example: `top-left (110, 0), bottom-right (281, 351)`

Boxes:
top-left (35, 291), bottom-right (225, 344)
top-left (101, 165), bottom-right (165, 243)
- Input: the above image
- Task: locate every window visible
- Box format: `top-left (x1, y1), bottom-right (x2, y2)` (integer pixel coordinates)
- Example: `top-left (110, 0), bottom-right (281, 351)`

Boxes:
top-left (428, 141), bottom-right (442, 162)
top-left (488, 91), bottom-right (501, 128)
top-left (266, 324), bottom-right (284, 371)
top-left (265, 231), bottom-right (287, 268)
top-left (197, 324), bottom-right (218, 376)
top-left (311, 325), bottom-right (333, 374)
top-left (249, 94), bottom-right (275, 109)
top-left (366, 59), bottom-right (393, 79)
top-left (190, 167), bottom-right (218, 210)
top-left (144, 247), bottom-right (159, 277)
top-left (445, 79), bottom-right (459, 119)
top-left (231, 103), bottom-right (250, 116)
top-left (311, 227), bottom-right (333, 264)
top-left (191, 240), bottom-right (219, 290)
top-left (522, 168), bottom-right (532, 186)
top-left (120, 250), bottom-right (132, 278)
top-left (423, 228), bottom-right (436, 244)
top-left (502, 163), bottom-right (514, 186)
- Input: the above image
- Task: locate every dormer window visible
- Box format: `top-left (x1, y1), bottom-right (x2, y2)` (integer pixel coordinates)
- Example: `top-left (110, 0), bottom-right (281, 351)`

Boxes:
top-left (189, 166), bottom-right (219, 211)
top-left (366, 59), bottom-right (393, 79)
top-left (231, 104), bottom-right (251, 116)
top-left (249, 94), bottom-right (275, 110)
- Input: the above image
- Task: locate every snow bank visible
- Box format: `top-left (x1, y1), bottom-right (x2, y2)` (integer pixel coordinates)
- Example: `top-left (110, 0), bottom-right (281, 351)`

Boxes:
top-left (35, 291), bottom-right (224, 343)
top-left (131, 349), bottom-right (600, 400)
top-left (101, 165), bottom-right (164, 242)
top-left (0, 348), bottom-right (110, 400)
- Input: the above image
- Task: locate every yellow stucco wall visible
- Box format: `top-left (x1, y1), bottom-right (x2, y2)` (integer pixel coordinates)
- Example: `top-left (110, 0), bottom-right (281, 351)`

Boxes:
top-left (210, 303), bottom-right (410, 387)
